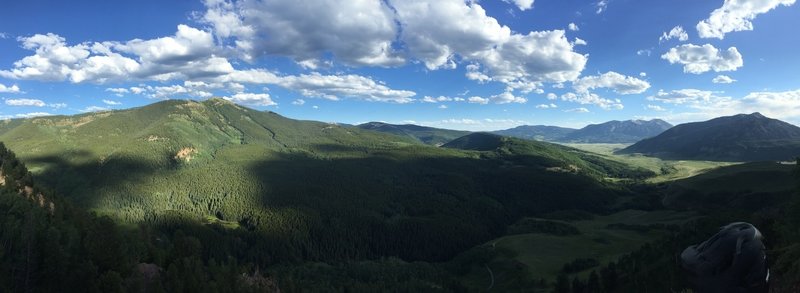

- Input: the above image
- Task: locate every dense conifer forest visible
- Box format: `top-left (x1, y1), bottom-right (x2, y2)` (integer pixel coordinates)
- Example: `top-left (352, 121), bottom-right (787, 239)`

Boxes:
top-left (1, 101), bottom-right (799, 292)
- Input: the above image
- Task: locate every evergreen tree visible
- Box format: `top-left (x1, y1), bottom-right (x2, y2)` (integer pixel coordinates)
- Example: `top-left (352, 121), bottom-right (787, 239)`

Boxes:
top-left (587, 270), bottom-right (601, 292)
top-left (554, 273), bottom-right (570, 293)
top-left (571, 276), bottom-right (586, 293)
top-left (601, 262), bottom-right (618, 292)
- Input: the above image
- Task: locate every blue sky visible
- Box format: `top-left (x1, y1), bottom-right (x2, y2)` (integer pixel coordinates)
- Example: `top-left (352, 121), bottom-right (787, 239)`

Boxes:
top-left (1, 0), bottom-right (799, 130)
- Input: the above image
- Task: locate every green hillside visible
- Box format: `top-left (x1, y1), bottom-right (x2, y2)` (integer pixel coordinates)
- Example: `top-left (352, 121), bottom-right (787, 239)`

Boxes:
top-left (662, 161), bottom-right (796, 210)
top-left (492, 125), bottom-right (576, 141)
top-left (356, 122), bottom-right (470, 146)
top-left (454, 209), bottom-right (696, 291)
top-left (566, 143), bottom-right (738, 183)
top-left (447, 160), bottom-right (800, 292)
top-left (4, 101), bottom-right (800, 291)
top-left (0, 99), bottom-right (644, 267)
top-left (618, 113), bottom-right (800, 161)
top-left (444, 132), bottom-right (655, 179)
top-left (582, 160), bottom-right (800, 292)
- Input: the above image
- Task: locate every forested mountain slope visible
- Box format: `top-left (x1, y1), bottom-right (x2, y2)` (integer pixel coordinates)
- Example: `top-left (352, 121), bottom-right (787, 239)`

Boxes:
top-left (356, 122), bottom-right (470, 146)
top-left (492, 125), bottom-right (576, 142)
top-left (0, 99), bottom-right (644, 268)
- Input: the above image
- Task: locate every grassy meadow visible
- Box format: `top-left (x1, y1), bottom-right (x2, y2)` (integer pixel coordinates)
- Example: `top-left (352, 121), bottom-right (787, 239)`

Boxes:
top-left (455, 209), bottom-right (697, 291)
top-left (565, 143), bottom-right (739, 182)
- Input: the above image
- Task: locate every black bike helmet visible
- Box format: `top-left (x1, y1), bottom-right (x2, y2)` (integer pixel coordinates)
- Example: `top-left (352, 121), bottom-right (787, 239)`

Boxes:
top-left (680, 222), bottom-right (769, 293)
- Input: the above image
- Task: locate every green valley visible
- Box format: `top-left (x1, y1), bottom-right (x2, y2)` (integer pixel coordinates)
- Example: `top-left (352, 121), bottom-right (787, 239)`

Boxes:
top-left (2, 100), bottom-right (800, 292)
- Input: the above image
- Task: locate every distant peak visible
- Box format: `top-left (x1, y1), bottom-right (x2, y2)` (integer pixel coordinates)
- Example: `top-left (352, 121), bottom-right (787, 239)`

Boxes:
top-left (730, 112), bottom-right (768, 120)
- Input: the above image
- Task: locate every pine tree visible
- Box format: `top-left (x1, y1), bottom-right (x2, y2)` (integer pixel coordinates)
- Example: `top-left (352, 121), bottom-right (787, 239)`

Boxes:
top-left (601, 262), bottom-right (618, 292)
top-left (572, 276), bottom-right (586, 293)
top-left (587, 270), bottom-right (601, 292)
top-left (555, 273), bottom-right (571, 293)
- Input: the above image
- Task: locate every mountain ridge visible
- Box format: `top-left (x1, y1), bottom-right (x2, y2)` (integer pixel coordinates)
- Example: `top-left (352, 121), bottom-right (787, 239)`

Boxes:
top-left (560, 119), bottom-right (672, 143)
top-left (492, 125), bottom-right (576, 141)
top-left (492, 119), bottom-right (672, 143)
top-left (617, 112), bottom-right (800, 161)
top-left (356, 121), bottom-right (469, 146)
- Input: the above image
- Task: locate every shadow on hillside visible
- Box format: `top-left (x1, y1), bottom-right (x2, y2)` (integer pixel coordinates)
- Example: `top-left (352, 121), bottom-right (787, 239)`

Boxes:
top-left (241, 143), bottom-right (624, 262)
top-left (307, 143), bottom-right (371, 154)
top-left (21, 151), bottom-right (162, 207)
top-left (662, 162), bottom-right (795, 211)
top-left (13, 142), bottom-right (626, 263)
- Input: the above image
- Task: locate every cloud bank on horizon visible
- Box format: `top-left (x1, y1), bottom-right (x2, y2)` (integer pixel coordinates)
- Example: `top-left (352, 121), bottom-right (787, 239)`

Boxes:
top-left (0, 0), bottom-right (798, 130)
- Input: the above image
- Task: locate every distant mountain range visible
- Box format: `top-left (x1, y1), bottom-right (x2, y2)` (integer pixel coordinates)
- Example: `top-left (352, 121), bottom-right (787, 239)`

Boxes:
top-left (561, 119), bottom-right (673, 143)
top-left (356, 119), bottom-right (673, 145)
top-left (356, 122), bottom-right (469, 146)
top-left (493, 119), bottom-right (672, 143)
top-left (492, 125), bottom-right (576, 142)
top-left (618, 113), bottom-right (800, 161)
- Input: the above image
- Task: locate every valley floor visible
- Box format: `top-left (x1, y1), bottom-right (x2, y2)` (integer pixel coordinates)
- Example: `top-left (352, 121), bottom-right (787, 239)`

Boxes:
top-left (565, 143), bottom-right (739, 182)
top-left (456, 209), bottom-right (697, 291)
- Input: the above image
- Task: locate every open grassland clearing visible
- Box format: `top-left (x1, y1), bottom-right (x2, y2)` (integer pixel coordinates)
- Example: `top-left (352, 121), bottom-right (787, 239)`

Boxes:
top-left (457, 209), bottom-right (697, 290)
top-left (565, 143), bottom-right (738, 183)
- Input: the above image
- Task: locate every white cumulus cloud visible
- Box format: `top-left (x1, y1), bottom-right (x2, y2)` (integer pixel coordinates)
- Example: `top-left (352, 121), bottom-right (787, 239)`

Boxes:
top-left (201, 0), bottom-right (402, 66)
top-left (202, 0), bottom-right (587, 92)
top-left (737, 89), bottom-right (800, 119)
top-left (565, 107), bottom-right (590, 113)
top-left (81, 106), bottom-right (110, 112)
top-left (568, 23), bottom-right (580, 31)
top-left (419, 118), bottom-right (528, 131)
top-left (467, 96), bottom-right (489, 104)
top-left (560, 92), bottom-right (623, 110)
top-left (0, 26), bottom-right (232, 83)
top-left (536, 103), bottom-right (558, 109)
top-left (596, 0), bottom-right (609, 14)
top-left (421, 96), bottom-right (455, 103)
top-left (467, 30), bottom-right (587, 92)
top-left (106, 88), bottom-right (129, 96)
top-left (648, 88), bottom-right (800, 124)
top-left (573, 71), bottom-right (650, 95)
top-left (697, 0), bottom-right (796, 39)
top-left (712, 75), bottom-right (737, 84)
top-left (661, 44), bottom-right (743, 74)
top-left (392, 0), bottom-right (512, 70)
top-left (647, 89), bottom-right (723, 104)
top-left (490, 91), bottom-right (527, 104)
top-left (5, 98), bottom-right (45, 107)
top-left (0, 83), bottom-right (21, 93)
top-left (503, 0), bottom-right (535, 10)
top-left (3, 112), bottom-right (52, 119)
top-left (659, 26), bottom-right (689, 42)
top-left (223, 92), bottom-right (276, 106)
top-left (272, 72), bottom-right (416, 103)
top-left (2, 0), bottom-right (588, 102)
